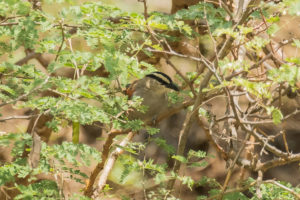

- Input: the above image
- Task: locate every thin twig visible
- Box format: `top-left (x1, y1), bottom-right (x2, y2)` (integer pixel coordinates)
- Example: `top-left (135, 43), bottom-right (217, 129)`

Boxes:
top-left (218, 133), bottom-right (251, 200)
top-left (264, 180), bottom-right (300, 199)
top-left (55, 20), bottom-right (65, 61)
top-left (0, 115), bottom-right (37, 122)
top-left (145, 26), bottom-right (196, 96)
top-left (139, 0), bottom-right (148, 20)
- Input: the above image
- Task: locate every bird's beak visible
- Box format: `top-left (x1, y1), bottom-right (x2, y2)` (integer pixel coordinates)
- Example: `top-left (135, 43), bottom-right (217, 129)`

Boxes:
top-left (168, 83), bottom-right (180, 91)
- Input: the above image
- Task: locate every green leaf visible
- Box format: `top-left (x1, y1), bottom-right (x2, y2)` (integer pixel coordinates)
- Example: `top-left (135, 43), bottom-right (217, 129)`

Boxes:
top-left (271, 109), bottom-right (283, 125)
top-left (176, 175), bottom-right (194, 190)
top-left (267, 23), bottom-right (280, 36)
top-left (292, 39), bottom-right (300, 47)
top-left (266, 16), bottom-right (280, 23)
top-left (172, 155), bottom-right (188, 163)
top-left (268, 64), bottom-right (299, 86)
top-left (0, 84), bottom-right (16, 96)
top-left (188, 161), bottom-right (208, 168)
top-left (146, 127), bottom-right (160, 135)
top-left (188, 150), bottom-right (206, 159)
top-left (266, 106), bottom-right (283, 125)
top-left (151, 138), bottom-right (175, 155)
top-left (15, 180), bottom-right (60, 199)
top-left (0, 133), bottom-right (20, 146)
top-left (223, 192), bottom-right (248, 200)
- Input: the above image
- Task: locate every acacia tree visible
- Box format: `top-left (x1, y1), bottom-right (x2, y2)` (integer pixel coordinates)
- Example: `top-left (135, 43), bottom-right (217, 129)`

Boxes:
top-left (0, 0), bottom-right (300, 199)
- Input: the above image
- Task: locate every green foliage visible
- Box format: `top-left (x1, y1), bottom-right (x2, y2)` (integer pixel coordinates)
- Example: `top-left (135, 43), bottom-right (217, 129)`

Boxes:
top-left (47, 141), bottom-right (101, 167)
top-left (0, 133), bottom-right (101, 196)
top-left (266, 106), bottom-right (283, 125)
top-left (70, 193), bottom-right (92, 200)
top-left (108, 154), bottom-right (143, 187)
top-left (219, 58), bottom-right (250, 75)
top-left (15, 180), bottom-right (60, 200)
top-left (249, 181), bottom-right (300, 200)
top-left (174, 3), bottom-right (231, 32)
top-left (0, 0), bottom-right (299, 199)
top-left (151, 137), bottom-right (175, 155)
top-left (268, 64), bottom-right (300, 86)
top-left (197, 177), bottom-right (300, 200)
top-left (233, 78), bottom-right (272, 99)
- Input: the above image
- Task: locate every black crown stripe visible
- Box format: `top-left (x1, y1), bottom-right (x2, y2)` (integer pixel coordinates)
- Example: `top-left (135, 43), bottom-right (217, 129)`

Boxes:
top-left (146, 74), bottom-right (169, 86)
top-left (151, 72), bottom-right (172, 84)
top-left (146, 72), bottom-right (179, 91)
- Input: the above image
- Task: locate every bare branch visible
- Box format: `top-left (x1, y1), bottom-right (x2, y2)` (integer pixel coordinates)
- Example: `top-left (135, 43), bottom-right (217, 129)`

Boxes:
top-left (256, 152), bottom-right (300, 171)
top-left (84, 129), bottom-right (129, 197)
top-left (14, 52), bottom-right (41, 66)
top-left (0, 115), bottom-right (36, 122)
top-left (92, 131), bottom-right (135, 198)
top-left (55, 20), bottom-right (65, 62)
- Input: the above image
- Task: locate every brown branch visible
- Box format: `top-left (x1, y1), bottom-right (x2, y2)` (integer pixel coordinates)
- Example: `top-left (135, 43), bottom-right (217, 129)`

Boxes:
top-left (55, 21), bottom-right (65, 62)
top-left (25, 49), bottom-right (50, 69)
top-left (0, 115), bottom-right (36, 122)
top-left (0, 185), bottom-right (12, 200)
top-left (167, 69), bottom-right (214, 190)
top-left (244, 126), bottom-right (289, 158)
top-left (27, 113), bottom-right (43, 168)
top-left (139, 0), bottom-right (148, 20)
top-left (92, 131), bottom-right (135, 198)
top-left (0, 22), bottom-right (18, 26)
top-left (281, 130), bottom-right (290, 154)
top-left (145, 47), bottom-right (203, 62)
top-left (219, 133), bottom-right (251, 200)
top-left (84, 97), bottom-right (197, 195)
top-left (84, 129), bottom-right (129, 197)
top-left (212, 134), bottom-right (300, 174)
top-left (14, 52), bottom-right (41, 66)
top-left (256, 152), bottom-right (300, 172)
top-left (84, 97), bottom-right (196, 197)
top-left (235, 0), bottom-right (245, 21)
top-left (167, 0), bottom-right (257, 189)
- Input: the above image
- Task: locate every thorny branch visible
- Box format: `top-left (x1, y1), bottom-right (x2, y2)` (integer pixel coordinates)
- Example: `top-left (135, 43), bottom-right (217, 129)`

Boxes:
top-left (167, 0), bottom-right (261, 192)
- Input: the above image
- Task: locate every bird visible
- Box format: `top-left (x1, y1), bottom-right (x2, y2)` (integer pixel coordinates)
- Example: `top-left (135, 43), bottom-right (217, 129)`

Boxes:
top-left (125, 71), bottom-right (179, 122)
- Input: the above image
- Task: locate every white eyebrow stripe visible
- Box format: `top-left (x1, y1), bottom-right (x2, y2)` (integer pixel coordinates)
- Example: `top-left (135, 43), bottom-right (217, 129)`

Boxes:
top-left (153, 73), bottom-right (171, 83)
